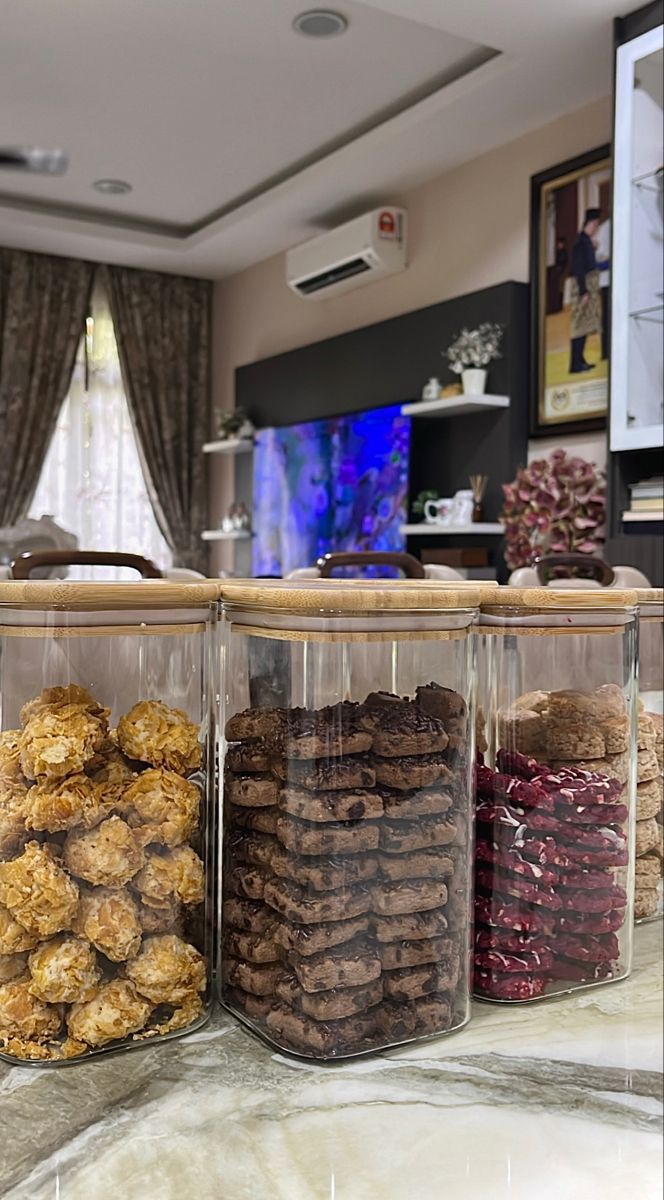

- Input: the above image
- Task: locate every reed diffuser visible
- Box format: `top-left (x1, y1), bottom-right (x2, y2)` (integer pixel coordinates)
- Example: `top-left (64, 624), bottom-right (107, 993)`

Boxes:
top-left (469, 474), bottom-right (488, 523)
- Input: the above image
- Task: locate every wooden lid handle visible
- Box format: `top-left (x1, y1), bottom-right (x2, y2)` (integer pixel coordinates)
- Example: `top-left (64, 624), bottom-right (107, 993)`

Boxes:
top-left (11, 550), bottom-right (163, 579)
top-left (316, 551), bottom-right (426, 579)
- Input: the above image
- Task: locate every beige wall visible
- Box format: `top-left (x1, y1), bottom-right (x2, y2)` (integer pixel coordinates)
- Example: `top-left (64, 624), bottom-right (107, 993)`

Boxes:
top-left (210, 95), bottom-right (611, 570)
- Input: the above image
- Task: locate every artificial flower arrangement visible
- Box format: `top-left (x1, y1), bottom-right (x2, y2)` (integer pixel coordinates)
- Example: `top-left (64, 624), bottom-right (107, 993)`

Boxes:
top-left (444, 323), bottom-right (503, 374)
top-left (500, 449), bottom-right (606, 570)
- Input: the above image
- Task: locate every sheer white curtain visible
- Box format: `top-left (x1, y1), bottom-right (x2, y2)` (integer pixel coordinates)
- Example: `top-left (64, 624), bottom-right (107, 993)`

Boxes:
top-left (29, 286), bottom-right (171, 578)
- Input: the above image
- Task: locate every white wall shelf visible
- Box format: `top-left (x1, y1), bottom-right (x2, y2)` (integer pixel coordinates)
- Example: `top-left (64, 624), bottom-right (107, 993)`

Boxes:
top-left (201, 529), bottom-right (252, 541)
top-left (202, 439), bottom-right (254, 455)
top-left (401, 523), bottom-right (504, 536)
top-left (401, 395), bottom-right (509, 418)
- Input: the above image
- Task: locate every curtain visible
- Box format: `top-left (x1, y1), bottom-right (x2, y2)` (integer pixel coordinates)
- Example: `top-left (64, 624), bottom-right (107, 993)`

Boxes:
top-left (29, 285), bottom-right (172, 578)
top-left (0, 248), bottom-right (94, 524)
top-left (103, 264), bottom-right (211, 572)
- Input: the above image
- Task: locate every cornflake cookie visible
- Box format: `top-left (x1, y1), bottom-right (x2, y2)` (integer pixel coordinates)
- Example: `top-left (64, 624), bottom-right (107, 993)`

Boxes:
top-left (119, 768), bottom-right (200, 846)
top-left (28, 935), bottom-right (100, 1004)
top-left (0, 904), bottom-right (39, 954)
top-left (132, 844), bottom-right (205, 908)
top-left (279, 786), bottom-right (383, 823)
top-left (117, 701), bottom-right (201, 775)
top-left (0, 841), bottom-right (79, 938)
top-left (514, 691), bottom-right (549, 715)
top-left (64, 816), bottom-right (145, 888)
top-left (124, 934), bottom-right (206, 1005)
top-left (20, 705), bottom-right (107, 781)
top-left (0, 951), bottom-right (28, 983)
top-left (26, 773), bottom-right (112, 834)
top-left (74, 885), bottom-right (143, 962)
top-left (87, 740), bottom-right (136, 802)
top-left (0, 730), bottom-right (23, 782)
top-left (0, 777), bottom-right (30, 859)
top-left (67, 979), bottom-right (152, 1048)
top-left (0, 978), bottom-right (62, 1043)
top-left (20, 685), bottom-right (110, 728)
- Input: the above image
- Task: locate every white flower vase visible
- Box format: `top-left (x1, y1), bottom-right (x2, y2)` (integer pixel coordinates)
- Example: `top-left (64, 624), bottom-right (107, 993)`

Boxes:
top-left (461, 368), bottom-right (487, 395)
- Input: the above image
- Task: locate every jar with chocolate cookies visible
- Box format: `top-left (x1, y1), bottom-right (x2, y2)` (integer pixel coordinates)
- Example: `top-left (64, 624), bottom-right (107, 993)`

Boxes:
top-left (474, 587), bottom-right (639, 1002)
top-left (0, 579), bottom-right (217, 1063)
top-left (634, 589), bottom-right (663, 922)
top-left (218, 580), bottom-right (479, 1059)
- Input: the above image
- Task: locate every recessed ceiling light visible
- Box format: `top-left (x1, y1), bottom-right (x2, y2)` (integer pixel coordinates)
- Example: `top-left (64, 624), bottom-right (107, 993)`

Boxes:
top-left (293, 10), bottom-right (348, 37)
top-left (93, 178), bottom-right (132, 195)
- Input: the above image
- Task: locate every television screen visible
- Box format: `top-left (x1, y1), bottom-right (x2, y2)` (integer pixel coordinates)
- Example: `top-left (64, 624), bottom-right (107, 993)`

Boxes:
top-left (252, 404), bottom-right (410, 576)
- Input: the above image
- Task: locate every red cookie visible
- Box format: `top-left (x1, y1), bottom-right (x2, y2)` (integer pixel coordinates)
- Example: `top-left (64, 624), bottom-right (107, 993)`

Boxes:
top-left (492, 775), bottom-right (555, 811)
top-left (475, 926), bottom-right (550, 954)
top-left (474, 969), bottom-right (547, 1000)
top-left (475, 841), bottom-right (559, 887)
top-left (476, 801), bottom-right (562, 835)
top-left (476, 764), bottom-right (497, 797)
top-left (546, 776), bottom-right (624, 806)
top-left (489, 830), bottom-right (571, 867)
top-left (497, 749), bottom-right (549, 780)
top-left (474, 947), bottom-right (554, 974)
top-left (553, 959), bottom-right (615, 983)
top-left (474, 895), bottom-right (554, 934)
top-left (558, 845), bottom-right (628, 869)
top-left (556, 910), bottom-right (625, 936)
top-left (556, 867), bottom-right (618, 891)
top-left (553, 932), bottom-right (620, 963)
top-left (555, 825), bottom-right (627, 853)
top-left (558, 885), bottom-right (628, 913)
top-left (554, 802), bottom-right (628, 826)
top-left (476, 867), bottom-right (562, 911)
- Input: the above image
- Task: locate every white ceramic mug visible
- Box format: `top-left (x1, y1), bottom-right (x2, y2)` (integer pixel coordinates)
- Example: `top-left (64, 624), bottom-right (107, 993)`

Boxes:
top-left (424, 498), bottom-right (453, 525)
top-left (449, 490), bottom-right (474, 526)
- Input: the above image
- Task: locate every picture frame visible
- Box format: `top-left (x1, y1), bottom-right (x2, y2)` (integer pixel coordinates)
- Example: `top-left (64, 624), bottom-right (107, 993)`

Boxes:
top-left (530, 144), bottom-right (612, 436)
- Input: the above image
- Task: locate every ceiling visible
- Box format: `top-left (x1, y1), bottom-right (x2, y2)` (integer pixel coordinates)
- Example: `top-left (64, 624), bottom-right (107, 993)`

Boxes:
top-left (0, 0), bottom-right (625, 278)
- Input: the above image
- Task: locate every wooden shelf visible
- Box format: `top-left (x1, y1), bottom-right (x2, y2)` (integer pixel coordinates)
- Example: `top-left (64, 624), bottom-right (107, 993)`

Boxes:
top-left (202, 439), bottom-right (254, 455)
top-left (401, 523), bottom-right (505, 536)
top-left (201, 529), bottom-right (252, 541)
top-left (402, 395), bottom-right (509, 418)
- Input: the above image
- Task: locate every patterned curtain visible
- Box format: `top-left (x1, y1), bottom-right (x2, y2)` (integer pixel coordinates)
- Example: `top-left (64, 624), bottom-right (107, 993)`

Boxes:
top-left (0, 248), bottom-right (94, 525)
top-left (103, 265), bottom-right (211, 572)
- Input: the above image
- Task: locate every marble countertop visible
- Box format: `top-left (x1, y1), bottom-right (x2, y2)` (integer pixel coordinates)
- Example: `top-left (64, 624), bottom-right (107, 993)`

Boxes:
top-left (1, 924), bottom-right (661, 1200)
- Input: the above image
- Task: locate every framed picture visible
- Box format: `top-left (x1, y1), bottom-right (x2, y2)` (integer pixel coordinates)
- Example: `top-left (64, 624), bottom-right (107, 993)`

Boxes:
top-left (530, 144), bottom-right (612, 436)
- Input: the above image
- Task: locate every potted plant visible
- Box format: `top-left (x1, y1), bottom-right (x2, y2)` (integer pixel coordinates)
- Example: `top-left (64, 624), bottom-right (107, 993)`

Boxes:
top-left (500, 449), bottom-right (606, 571)
top-left (215, 407), bottom-right (254, 442)
top-left (444, 323), bottom-right (503, 395)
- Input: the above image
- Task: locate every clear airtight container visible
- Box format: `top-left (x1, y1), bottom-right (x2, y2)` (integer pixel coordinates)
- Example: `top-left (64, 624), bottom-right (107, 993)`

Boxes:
top-left (634, 588), bottom-right (663, 922)
top-left (474, 588), bottom-right (638, 1001)
top-left (0, 580), bottom-right (218, 1064)
top-left (218, 580), bottom-right (479, 1059)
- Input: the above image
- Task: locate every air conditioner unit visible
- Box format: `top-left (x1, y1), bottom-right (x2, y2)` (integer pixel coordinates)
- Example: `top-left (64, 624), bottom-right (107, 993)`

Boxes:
top-left (286, 207), bottom-right (407, 299)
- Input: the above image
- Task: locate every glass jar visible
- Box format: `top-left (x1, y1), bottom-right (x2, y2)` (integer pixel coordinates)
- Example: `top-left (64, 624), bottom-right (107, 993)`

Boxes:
top-left (474, 588), bottom-right (638, 1002)
top-left (0, 580), bottom-right (218, 1064)
top-left (634, 588), bottom-right (663, 922)
top-left (218, 580), bottom-right (478, 1059)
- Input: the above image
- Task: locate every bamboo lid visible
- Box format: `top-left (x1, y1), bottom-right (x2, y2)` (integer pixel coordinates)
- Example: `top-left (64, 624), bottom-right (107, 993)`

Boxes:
top-left (480, 587), bottom-right (639, 610)
top-left (634, 588), bottom-right (664, 605)
top-left (0, 580), bottom-right (220, 611)
top-left (220, 579), bottom-right (480, 611)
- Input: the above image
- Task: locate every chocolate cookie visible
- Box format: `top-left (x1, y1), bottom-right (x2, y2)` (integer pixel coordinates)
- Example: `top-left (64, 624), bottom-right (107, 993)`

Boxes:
top-left (273, 914), bottom-right (369, 957)
top-left (276, 814), bottom-right (379, 857)
top-left (288, 937), bottom-right (381, 992)
top-left (378, 816), bottom-right (457, 853)
top-left (226, 774), bottom-right (278, 808)
top-left (223, 898), bottom-right (276, 935)
top-left (474, 969), bottom-right (547, 1000)
top-left (263, 877), bottom-right (372, 924)
top-left (242, 832), bottom-right (378, 892)
top-left (230, 805), bottom-right (279, 835)
top-left (275, 757), bottom-right (376, 792)
top-left (277, 975), bottom-right (384, 1022)
top-left (372, 908), bottom-right (449, 944)
top-left (380, 934), bottom-right (455, 971)
top-left (369, 704), bottom-right (449, 758)
top-left (373, 754), bottom-right (451, 792)
top-left (415, 682), bottom-right (467, 725)
top-left (223, 957), bottom-right (285, 996)
top-left (474, 947), bottom-right (554, 974)
top-left (383, 956), bottom-right (460, 1002)
top-left (377, 848), bottom-right (454, 882)
top-left (226, 743), bottom-right (272, 774)
top-left (225, 928), bottom-right (280, 963)
top-left (373, 878), bottom-right (448, 916)
top-left (272, 704), bottom-right (373, 761)
top-left (379, 785), bottom-right (454, 819)
top-left (375, 993), bottom-right (453, 1040)
top-left (265, 1005), bottom-right (377, 1056)
top-left (227, 866), bottom-right (270, 901)
top-left (226, 708), bottom-right (283, 743)
top-left (279, 785), bottom-right (383, 823)
top-left (224, 986), bottom-right (274, 1021)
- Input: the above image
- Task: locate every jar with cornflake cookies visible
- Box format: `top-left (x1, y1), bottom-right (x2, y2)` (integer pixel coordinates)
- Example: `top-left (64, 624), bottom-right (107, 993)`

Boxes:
top-left (634, 589), bottom-right (663, 922)
top-left (474, 587), bottom-right (638, 1002)
top-left (0, 579), bottom-right (217, 1063)
top-left (218, 580), bottom-right (479, 1059)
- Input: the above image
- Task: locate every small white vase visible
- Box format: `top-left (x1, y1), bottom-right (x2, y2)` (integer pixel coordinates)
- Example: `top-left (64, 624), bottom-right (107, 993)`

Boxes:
top-left (462, 368), bottom-right (487, 395)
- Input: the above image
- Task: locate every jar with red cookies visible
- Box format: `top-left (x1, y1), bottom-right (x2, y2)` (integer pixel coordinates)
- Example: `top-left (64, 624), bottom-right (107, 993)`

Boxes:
top-left (634, 589), bottom-right (663, 922)
top-left (473, 587), bottom-right (639, 1002)
top-left (218, 580), bottom-right (479, 1059)
top-left (0, 580), bottom-right (217, 1063)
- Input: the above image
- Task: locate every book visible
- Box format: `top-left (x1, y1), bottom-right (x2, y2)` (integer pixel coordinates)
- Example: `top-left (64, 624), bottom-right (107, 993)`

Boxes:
top-left (622, 510), bottom-right (664, 523)
top-left (630, 477), bottom-right (664, 500)
top-left (631, 497), bottom-right (664, 511)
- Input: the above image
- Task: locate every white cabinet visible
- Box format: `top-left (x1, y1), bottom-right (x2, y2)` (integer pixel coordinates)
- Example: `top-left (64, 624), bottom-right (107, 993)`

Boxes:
top-left (610, 23), bottom-right (664, 451)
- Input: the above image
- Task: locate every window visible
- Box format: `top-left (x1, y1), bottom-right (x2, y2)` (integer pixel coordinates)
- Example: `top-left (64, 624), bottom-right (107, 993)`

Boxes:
top-left (29, 289), bottom-right (171, 578)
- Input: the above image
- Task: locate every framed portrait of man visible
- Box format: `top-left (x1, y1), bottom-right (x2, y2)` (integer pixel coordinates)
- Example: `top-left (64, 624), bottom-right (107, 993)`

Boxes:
top-left (530, 144), bottom-right (612, 435)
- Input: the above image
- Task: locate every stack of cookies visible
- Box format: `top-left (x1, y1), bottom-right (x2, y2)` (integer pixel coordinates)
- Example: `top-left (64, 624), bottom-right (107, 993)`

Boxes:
top-left (635, 712), bottom-right (663, 920)
top-left (221, 685), bottom-right (470, 1058)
